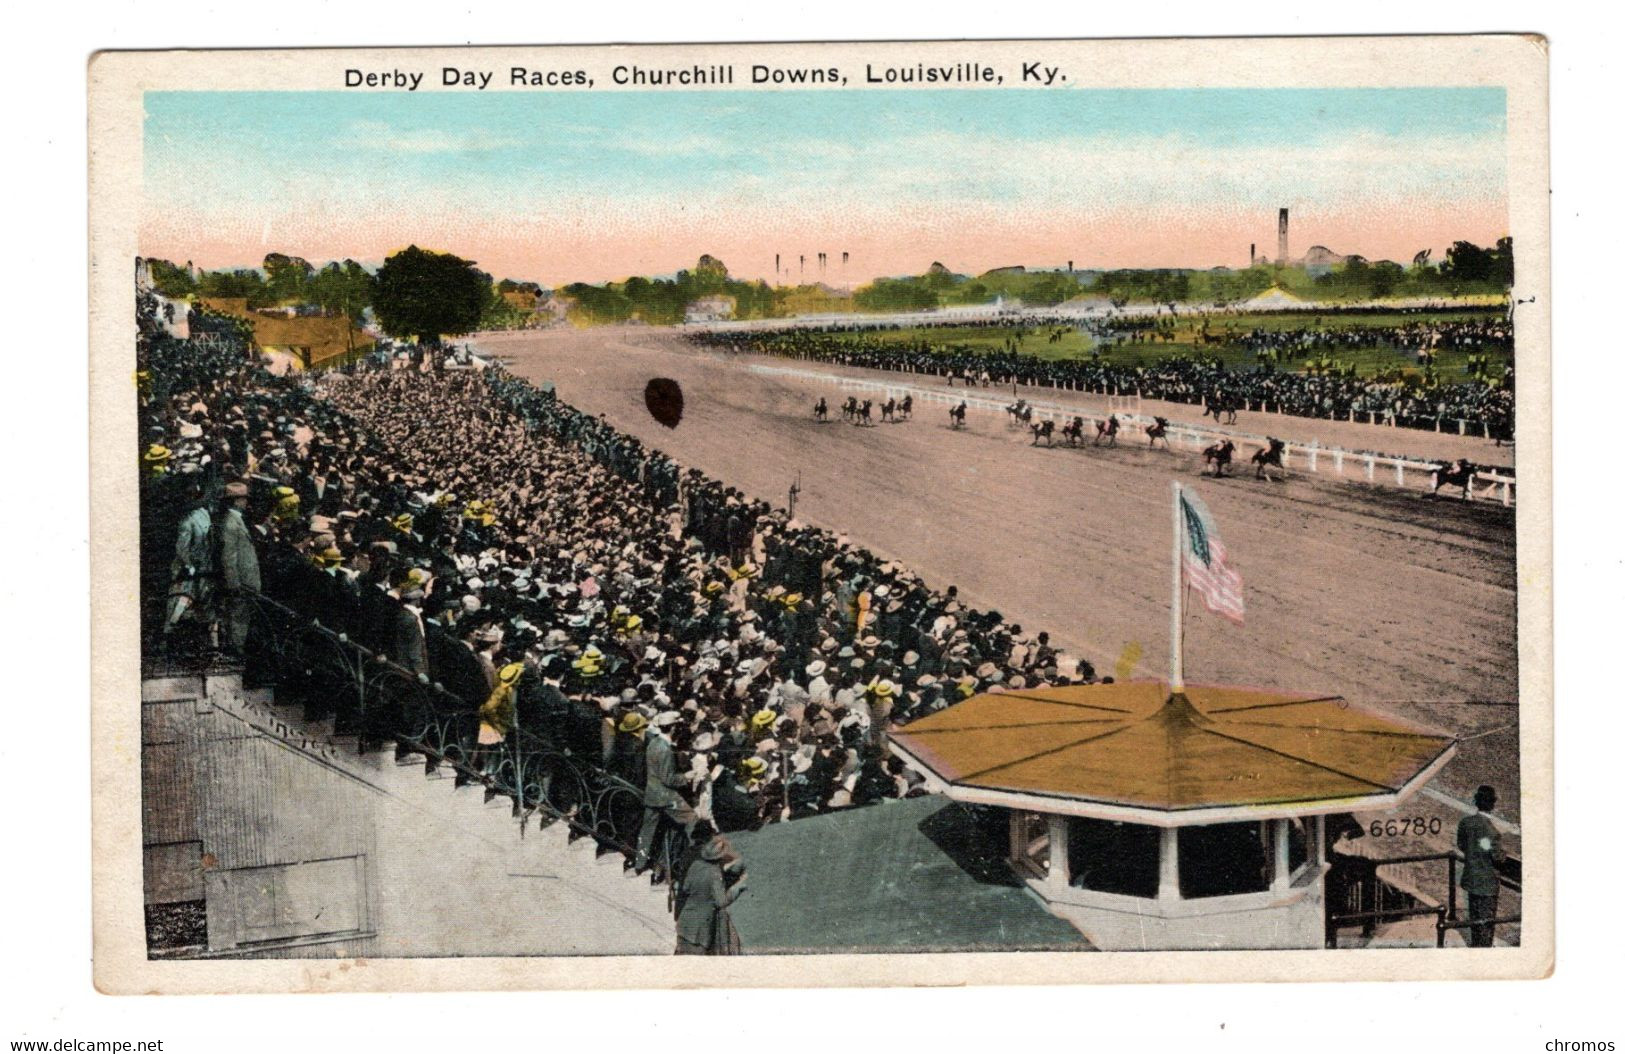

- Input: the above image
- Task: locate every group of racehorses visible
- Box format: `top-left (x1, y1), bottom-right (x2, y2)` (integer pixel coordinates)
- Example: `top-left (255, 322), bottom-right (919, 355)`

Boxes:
top-left (1010, 402), bottom-right (1150, 451)
top-left (1199, 437), bottom-right (1285, 481)
top-left (1199, 439), bottom-right (1480, 498)
top-left (814, 390), bottom-right (1483, 500)
top-left (813, 393), bottom-right (914, 427)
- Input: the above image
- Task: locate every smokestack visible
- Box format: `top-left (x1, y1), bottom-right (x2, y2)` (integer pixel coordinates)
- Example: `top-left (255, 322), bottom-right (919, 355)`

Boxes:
top-left (1068, 260), bottom-right (1074, 273)
top-left (1277, 209), bottom-right (1289, 265)
top-left (1250, 243), bottom-right (1256, 267)
top-left (775, 253), bottom-right (780, 276)
top-left (799, 255), bottom-right (805, 280)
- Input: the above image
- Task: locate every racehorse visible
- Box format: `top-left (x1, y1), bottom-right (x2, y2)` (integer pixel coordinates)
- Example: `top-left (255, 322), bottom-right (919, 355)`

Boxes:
top-left (1060, 416), bottom-right (1085, 446)
top-left (881, 397), bottom-right (897, 423)
top-left (899, 394), bottom-right (913, 421)
top-left (1252, 437), bottom-right (1286, 481)
top-left (1146, 416), bottom-right (1170, 449)
top-left (1204, 392), bottom-right (1240, 426)
top-left (1430, 458), bottom-right (1478, 501)
top-left (948, 401), bottom-right (968, 430)
top-left (1006, 399), bottom-right (1032, 428)
top-left (1203, 439), bottom-right (1237, 477)
top-left (813, 396), bottom-right (829, 422)
top-left (857, 399), bottom-right (874, 427)
top-left (1029, 419), bottom-right (1056, 447)
top-left (841, 396), bottom-right (858, 422)
top-left (1094, 414), bottom-right (1120, 447)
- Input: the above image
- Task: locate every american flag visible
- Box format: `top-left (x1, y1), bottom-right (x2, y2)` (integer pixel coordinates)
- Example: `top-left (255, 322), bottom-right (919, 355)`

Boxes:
top-left (1180, 489), bottom-right (1244, 624)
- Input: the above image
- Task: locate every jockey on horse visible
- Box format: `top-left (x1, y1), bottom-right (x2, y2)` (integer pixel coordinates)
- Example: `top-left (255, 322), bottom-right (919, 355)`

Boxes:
top-left (1094, 414), bottom-right (1120, 447)
top-left (1060, 416), bottom-right (1085, 446)
top-left (881, 396), bottom-right (897, 423)
top-left (949, 401), bottom-right (968, 430)
top-left (1252, 437), bottom-right (1286, 481)
top-left (899, 394), bottom-right (913, 420)
top-left (841, 396), bottom-right (858, 422)
top-left (1204, 390), bottom-right (1239, 426)
top-left (813, 396), bottom-right (829, 422)
top-left (1202, 439), bottom-right (1237, 477)
top-left (857, 399), bottom-right (874, 426)
top-left (1029, 419), bottom-right (1056, 447)
top-left (1430, 457), bottom-right (1478, 501)
top-left (1146, 416), bottom-right (1170, 449)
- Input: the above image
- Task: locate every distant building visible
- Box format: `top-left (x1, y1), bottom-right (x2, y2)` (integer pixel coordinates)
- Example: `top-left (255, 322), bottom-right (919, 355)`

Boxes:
top-left (197, 296), bottom-right (373, 373)
top-left (1241, 285), bottom-right (1304, 308)
top-left (1300, 245), bottom-right (1347, 278)
top-left (135, 257), bottom-right (192, 339)
top-left (684, 295), bottom-right (736, 323)
top-left (500, 289), bottom-right (539, 313)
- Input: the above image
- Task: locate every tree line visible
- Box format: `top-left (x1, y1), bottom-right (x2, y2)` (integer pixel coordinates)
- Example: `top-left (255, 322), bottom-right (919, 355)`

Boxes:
top-left (143, 236), bottom-right (1515, 346)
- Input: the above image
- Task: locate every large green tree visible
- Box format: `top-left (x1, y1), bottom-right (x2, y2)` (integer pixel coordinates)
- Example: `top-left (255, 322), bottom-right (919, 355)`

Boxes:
top-left (372, 246), bottom-right (490, 345)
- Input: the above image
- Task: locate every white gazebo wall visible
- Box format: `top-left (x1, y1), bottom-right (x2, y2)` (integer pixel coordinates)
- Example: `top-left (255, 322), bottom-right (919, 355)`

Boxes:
top-left (1016, 812), bottom-right (1330, 951)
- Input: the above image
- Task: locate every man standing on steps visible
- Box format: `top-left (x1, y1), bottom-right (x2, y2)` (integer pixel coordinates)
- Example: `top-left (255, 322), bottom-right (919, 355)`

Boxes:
top-left (217, 480), bottom-right (260, 660)
top-left (1457, 784), bottom-right (1507, 947)
top-left (629, 713), bottom-right (697, 876)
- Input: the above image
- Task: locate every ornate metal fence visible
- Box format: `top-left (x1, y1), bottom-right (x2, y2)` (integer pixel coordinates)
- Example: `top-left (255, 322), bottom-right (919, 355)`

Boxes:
top-left (241, 589), bottom-right (687, 888)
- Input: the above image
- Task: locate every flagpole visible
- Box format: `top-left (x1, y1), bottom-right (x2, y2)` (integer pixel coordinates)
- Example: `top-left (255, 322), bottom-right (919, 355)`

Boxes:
top-left (1170, 480), bottom-right (1184, 692)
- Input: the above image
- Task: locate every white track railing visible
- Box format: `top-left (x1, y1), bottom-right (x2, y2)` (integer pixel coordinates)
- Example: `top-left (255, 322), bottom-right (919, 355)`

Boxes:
top-left (752, 363), bottom-right (1516, 507)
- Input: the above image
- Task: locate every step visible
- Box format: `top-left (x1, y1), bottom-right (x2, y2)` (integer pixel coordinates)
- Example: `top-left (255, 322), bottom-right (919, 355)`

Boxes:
top-left (141, 674), bottom-right (205, 703)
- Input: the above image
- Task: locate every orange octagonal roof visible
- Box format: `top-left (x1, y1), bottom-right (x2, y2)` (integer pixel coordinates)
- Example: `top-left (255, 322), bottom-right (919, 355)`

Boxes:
top-left (889, 681), bottom-right (1456, 825)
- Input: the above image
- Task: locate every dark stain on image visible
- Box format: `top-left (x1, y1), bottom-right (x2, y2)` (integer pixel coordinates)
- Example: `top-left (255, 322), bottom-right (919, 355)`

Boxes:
top-left (645, 377), bottom-right (684, 429)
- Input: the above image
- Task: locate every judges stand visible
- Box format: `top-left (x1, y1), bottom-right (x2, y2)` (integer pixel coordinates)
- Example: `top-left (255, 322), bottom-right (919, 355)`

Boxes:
top-left (891, 682), bottom-right (1457, 951)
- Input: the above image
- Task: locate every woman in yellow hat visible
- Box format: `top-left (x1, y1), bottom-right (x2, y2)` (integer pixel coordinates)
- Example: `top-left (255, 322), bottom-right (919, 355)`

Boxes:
top-left (271, 485), bottom-right (301, 524)
top-left (142, 443), bottom-right (172, 478)
top-left (473, 661), bottom-right (524, 774)
top-left (739, 756), bottom-right (768, 790)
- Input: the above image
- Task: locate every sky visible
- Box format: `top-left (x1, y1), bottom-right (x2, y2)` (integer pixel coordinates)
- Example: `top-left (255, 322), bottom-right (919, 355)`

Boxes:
top-left (141, 88), bottom-right (1508, 287)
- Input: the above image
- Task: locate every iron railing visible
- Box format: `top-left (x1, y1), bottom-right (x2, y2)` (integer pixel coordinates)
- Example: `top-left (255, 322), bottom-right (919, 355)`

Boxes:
top-left (1326, 849), bottom-right (1521, 948)
top-left (239, 588), bottom-right (691, 895)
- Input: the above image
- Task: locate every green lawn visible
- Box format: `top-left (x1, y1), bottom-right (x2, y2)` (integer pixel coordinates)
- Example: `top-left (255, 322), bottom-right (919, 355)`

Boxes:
top-left (823, 310), bottom-right (1511, 383)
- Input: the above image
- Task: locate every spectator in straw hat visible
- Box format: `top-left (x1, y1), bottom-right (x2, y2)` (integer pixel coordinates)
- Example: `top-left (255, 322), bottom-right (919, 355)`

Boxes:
top-left (865, 677), bottom-right (898, 745)
top-left (473, 661), bottom-right (524, 775)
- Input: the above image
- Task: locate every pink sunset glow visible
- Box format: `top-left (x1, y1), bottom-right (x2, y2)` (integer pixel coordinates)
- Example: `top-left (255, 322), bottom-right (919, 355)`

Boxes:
top-left (140, 199), bottom-right (1508, 287)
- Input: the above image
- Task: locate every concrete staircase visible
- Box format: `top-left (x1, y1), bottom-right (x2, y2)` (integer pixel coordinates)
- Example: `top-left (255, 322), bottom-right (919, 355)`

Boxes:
top-left (163, 670), bottom-right (675, 942)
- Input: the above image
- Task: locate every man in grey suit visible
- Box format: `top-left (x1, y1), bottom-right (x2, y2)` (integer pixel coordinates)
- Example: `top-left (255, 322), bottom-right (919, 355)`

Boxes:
top-left (1456, 784), bottom-right (1506, 947)
top-left (627, 713), bottom-right (697, 874)
top-left (217, 481), bottom-right (261, 658)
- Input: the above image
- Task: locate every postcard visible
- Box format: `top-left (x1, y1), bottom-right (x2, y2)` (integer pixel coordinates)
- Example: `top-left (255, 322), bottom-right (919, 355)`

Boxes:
top-left (88, 35), bottom-right (1551, 992)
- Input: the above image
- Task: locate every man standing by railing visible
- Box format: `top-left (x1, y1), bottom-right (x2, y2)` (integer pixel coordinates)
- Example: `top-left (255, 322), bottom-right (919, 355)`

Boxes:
top-left (217, 480), bottom-right (260, 659)
top-left (164, 481), bottom-right (216, 650)
top-left (1457, 784), bottom-right (1507, 947)
top-left (631, 713), bottom-right (697, 874)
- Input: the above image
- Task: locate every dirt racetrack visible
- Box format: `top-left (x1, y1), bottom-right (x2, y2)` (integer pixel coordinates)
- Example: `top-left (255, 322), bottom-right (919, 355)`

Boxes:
top-left (475, 326), bottom-right (1522, 826)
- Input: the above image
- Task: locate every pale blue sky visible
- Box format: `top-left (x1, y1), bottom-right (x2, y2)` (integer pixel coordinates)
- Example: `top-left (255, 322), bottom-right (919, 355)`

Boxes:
top-left (141, 87), bottom-right (1508, 283)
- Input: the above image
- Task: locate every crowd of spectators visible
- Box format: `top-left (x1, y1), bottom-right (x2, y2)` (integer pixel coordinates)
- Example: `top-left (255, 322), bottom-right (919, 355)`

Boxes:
top-left (137, 286), bottom-right (1093, 859)
top-left (689, 309), bottom-right (1515, 439)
